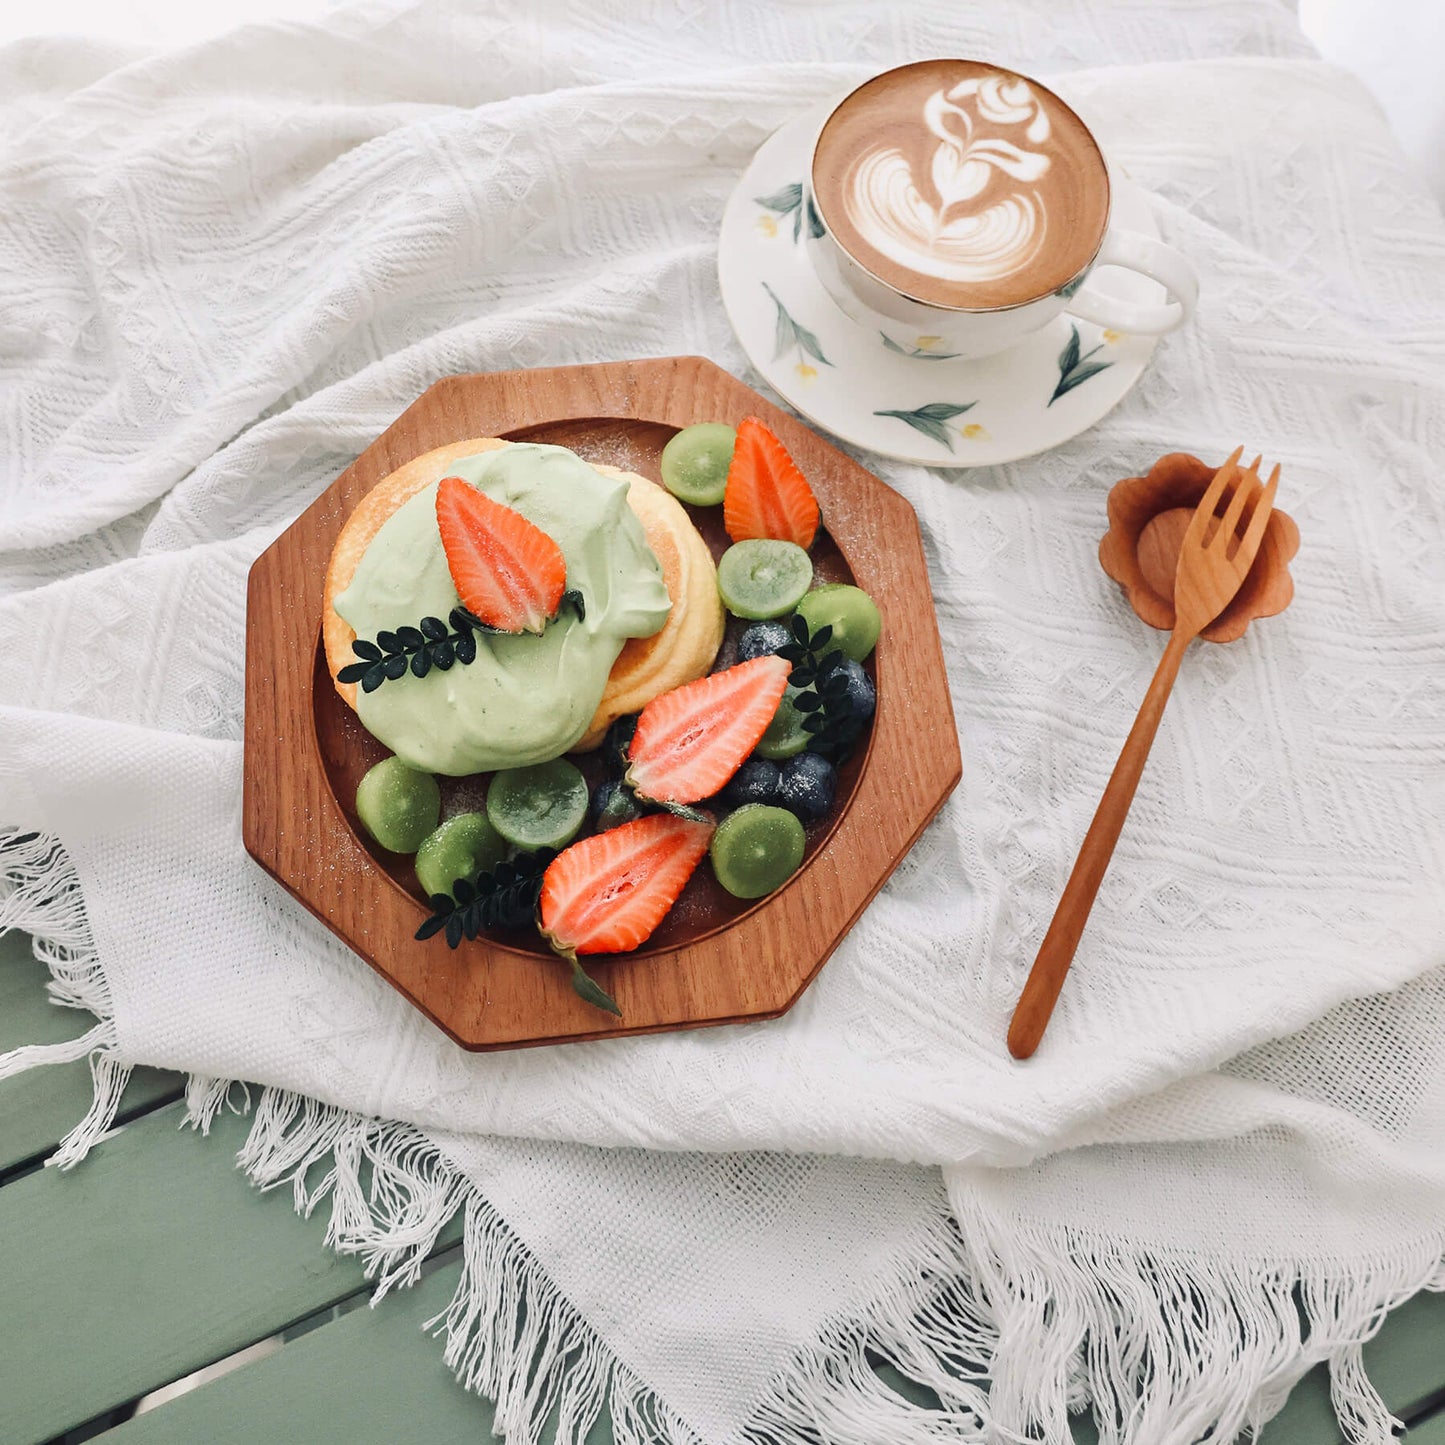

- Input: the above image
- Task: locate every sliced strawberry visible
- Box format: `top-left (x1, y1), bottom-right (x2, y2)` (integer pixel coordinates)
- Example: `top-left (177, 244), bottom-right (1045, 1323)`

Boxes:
top-left (625, 654), bottom-right (790, 804)
top-left (540, 813), bottom-right (715, 1011)
top-left (723, 416), bottom-right (820, 549)
top-left (435, 475), bottom-right (567, 634)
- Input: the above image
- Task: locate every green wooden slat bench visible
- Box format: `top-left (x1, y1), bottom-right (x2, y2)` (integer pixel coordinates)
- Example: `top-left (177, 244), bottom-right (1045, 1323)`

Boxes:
top-left (3, 926), bottom-right (1443, 1445)
top-left (99, 1263), bottom-right (487, 1445)
top-left (1410, 1414), bottom-right (1445, 1445)
top-left (0, 935), bottom-right (180, 1176)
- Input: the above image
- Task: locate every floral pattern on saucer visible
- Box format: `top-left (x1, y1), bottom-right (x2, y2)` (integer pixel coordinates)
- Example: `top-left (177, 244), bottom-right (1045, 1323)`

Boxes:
top-left (764, 283), bottom-right (832, 384)
top-left (718, 105), bottom-right (1170, 469)
top-left (880, 334), bottom-right (963, 362)
top-left (754, 183), bottom-right (823, 244)
top-left (1049, 324), bottom-right (1114, 406)
top-left (873, 402), bottom-right (977, 451)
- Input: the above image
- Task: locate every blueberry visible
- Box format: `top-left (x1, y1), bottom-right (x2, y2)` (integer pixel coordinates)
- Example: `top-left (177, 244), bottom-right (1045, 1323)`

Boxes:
top-left (602, 713), bottom-right (639, 776)
top-left (721, 757), bottom-right (782, 809)
top-left (591, 778), bottom-right (620, 821)
top-left (736, 620), bottom-right (792, 662)
top-left (591, 778), bottom-right (642, 832)
top-left (778, 753), bottom-right (836, 823)
top-left (820, 656), bottom-right (875, 724)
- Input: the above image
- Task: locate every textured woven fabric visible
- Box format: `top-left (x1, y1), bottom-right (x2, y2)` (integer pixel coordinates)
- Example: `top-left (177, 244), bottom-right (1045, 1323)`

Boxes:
top-left (2, 4), bottom-right (1444, 1442)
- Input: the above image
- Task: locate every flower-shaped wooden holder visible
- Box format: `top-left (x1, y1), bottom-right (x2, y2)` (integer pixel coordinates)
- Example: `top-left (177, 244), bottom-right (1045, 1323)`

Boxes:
top-left (1100, 452), bottom-right (1299, 642)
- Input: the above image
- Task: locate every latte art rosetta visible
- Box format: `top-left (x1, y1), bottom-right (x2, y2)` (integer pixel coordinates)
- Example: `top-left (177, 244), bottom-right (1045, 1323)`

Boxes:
top-left (814, 60), bottom-right (1111, 309)
top-left (837, 75), bottom-right (1058, 288)
top-left (847, 152), bottom-right (1046, 285)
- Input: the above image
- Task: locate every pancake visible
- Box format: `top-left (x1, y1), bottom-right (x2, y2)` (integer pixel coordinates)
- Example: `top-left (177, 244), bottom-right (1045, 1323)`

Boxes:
top-left (322, 438), bottom-right (724, 751)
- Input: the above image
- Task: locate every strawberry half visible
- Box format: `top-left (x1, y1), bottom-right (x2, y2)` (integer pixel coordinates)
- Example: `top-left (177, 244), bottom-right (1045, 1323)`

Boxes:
top-left (435, 475), bottom-right (567, 634)
top-left (625, 654), bottom-right (791, 805)
top-left (723, 416), bottom-right (820, 549)
top-left (540, 812), bottom-right (715, 1013)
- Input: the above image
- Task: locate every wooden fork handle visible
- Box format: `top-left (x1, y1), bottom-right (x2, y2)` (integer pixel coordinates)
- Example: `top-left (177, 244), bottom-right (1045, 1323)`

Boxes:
top-left (1007, 629), bottom-right (1191, 1059)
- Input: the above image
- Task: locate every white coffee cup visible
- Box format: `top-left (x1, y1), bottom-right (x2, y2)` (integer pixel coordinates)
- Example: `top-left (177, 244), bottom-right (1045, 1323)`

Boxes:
top-left (804, 61), bottom-right (1198, 362)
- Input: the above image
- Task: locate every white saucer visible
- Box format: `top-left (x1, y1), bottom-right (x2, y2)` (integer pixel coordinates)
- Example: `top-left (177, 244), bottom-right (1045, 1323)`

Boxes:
top-left (718, 107), bottom-right (1168, 468)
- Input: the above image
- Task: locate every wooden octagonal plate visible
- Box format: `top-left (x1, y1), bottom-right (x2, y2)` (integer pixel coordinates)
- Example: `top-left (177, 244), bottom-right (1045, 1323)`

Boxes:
top-left (243, 356), bottom-right (960, 1050)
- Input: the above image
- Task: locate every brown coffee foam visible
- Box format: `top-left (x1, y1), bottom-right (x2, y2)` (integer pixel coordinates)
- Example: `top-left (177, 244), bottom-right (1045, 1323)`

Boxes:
top-left (812, 59), bottom-right (1109, 311)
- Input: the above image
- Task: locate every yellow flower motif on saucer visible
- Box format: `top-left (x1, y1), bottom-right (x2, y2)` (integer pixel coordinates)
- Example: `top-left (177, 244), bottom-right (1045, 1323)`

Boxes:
top-left (915, 335), bottom-right (945, 351)
top-left (1103, 329), bottom-right (1123, 344)
top-left (795, 362), bottom-right (818, 384)
top-left (960, 423), bottom-right (989, 441)
top-left (757, 214), bottom-right (778, 239)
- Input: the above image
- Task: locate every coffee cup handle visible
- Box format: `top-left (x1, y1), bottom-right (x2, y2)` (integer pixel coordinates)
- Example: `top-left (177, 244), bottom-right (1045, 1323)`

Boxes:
top-left (1063, 229), bottom-right (1198, 336)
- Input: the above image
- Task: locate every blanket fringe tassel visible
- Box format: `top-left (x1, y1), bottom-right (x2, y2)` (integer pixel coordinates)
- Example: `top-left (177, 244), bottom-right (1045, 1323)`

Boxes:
top-left (4, 826), bottom-right (1443, 1444)
top-left (0, 827), bottom-right (131, 1167)
top-left (232, 1088), bottom-right (711, 1445)
top-left (937, 1202), bottom-right (1445, 1445)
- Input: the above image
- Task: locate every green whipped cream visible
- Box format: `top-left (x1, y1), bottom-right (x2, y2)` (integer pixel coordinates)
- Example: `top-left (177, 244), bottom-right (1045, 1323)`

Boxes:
top-left (333, 444), bottom-right (670, 775)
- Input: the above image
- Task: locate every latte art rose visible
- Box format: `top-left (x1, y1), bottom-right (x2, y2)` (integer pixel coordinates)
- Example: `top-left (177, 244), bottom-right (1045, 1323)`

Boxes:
top-left (813, 60), bottom-right (1110, 310)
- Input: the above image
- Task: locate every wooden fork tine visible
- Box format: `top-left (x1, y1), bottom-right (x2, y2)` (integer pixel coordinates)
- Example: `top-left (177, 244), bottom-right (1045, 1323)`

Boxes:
top-left (1183, 447), bottom-right (1243, 550)
top-left (1216, 463), bottom-right (1255, 545)
top-left (1234, 465), bottom-right (1279, 568)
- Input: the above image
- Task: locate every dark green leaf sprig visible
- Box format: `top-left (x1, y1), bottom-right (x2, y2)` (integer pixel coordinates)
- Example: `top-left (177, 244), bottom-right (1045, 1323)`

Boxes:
top-left (341, 592), bottom-right (587, 694)
top-left (340, 608), bottom-right (485, 694)
top-left (415, 848), bottom-right (557, 948)
top-left (777, 614), bottom-right (867, 763)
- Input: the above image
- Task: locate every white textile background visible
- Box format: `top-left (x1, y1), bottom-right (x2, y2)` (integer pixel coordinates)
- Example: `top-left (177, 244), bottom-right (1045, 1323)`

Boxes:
top-left (2, 4), bottom-right (1444, 1443)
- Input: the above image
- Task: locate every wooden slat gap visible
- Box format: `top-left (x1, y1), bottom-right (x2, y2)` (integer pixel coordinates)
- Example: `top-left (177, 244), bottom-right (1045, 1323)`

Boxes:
top-left (43, 1230), bottom-right (467, 1445)
top-left (0, 1082), bottom-right (186, 1189)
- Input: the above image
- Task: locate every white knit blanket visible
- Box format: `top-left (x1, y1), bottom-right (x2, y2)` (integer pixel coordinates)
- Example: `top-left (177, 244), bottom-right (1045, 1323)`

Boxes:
top-left (3, 4), bottom-right (1444, 1442)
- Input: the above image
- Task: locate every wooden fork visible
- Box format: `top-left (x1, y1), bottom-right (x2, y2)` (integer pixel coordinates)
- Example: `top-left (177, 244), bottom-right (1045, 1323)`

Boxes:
top-left (1007, 448), bottom-right (1280, 1060)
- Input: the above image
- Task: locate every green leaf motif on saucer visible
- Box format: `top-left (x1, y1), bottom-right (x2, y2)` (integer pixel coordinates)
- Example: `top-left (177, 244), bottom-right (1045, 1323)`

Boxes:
top-left (1048, 323), bottom-right (1113, 406)
top-left (754, 182), bottom-right (824, 244)
top-left (872, 401), bottom-right (977, 450)
top-left (880, 333), bottom-right (963, 361)
top-left (763, 282), bottom-right (832, 371)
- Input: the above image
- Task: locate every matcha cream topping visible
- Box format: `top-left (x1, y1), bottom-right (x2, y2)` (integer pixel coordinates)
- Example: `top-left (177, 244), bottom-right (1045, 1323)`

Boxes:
top-left (333, 444), bottom-right (670, 775)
